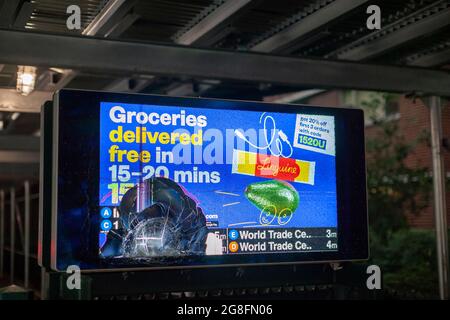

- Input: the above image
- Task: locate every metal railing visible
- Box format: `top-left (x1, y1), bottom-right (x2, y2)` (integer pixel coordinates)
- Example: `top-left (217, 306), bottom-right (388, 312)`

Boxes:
top-left (0, 181), bottom-right (38, 289)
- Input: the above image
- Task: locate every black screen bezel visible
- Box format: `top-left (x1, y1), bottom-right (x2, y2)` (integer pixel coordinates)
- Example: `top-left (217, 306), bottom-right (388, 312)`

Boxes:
top-left (51, 89), bottom-right (368, 271)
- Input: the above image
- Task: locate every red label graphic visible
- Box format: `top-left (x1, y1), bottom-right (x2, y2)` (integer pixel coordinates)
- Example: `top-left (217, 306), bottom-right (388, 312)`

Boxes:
top-left (255, 153), bottom-right (300, 181)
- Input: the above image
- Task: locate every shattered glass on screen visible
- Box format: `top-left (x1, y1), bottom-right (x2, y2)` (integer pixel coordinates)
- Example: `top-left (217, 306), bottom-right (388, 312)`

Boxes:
top-left (101, 177), bottom-right (208, 258)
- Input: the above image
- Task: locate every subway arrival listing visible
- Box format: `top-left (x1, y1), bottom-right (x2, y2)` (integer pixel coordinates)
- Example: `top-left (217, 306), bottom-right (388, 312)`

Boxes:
top-left (222, 228), bottom-right (338, 254)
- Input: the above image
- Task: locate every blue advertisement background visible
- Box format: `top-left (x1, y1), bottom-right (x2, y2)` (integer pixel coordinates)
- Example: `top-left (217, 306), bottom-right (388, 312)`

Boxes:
top-left (99, 102), bottom-right (337, 228)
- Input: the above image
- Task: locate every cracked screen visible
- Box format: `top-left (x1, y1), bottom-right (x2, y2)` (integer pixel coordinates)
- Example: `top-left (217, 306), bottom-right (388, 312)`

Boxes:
top-left (99, 102), bottom-right (338, 261)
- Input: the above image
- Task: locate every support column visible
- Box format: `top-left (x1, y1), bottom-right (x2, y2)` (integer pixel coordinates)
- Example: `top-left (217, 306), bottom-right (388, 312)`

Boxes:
top-left (0, 190), bottom-right (4, 278)
top-left (24, 181), bottom-right (30, 288)
top-left (10, 187), bottom-right (15, 284)
top-left (429, 96), bottom-right (449, 300)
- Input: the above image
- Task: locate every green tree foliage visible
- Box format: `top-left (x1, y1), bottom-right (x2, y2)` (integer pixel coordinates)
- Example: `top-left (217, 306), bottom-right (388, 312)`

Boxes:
top-left (370, 229), bottom-right (441, 299)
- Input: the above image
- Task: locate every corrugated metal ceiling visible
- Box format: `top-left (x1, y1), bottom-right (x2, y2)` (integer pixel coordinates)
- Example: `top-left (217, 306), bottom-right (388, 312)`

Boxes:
top-left (26, 0), bottom-right (107, 32)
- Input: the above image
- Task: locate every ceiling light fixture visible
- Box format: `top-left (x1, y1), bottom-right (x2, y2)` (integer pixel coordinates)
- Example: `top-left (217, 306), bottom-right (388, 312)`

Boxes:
top-left (16, 66), bottom-right (37, 96)
top-left (11, 112), bottom-right (20, 121)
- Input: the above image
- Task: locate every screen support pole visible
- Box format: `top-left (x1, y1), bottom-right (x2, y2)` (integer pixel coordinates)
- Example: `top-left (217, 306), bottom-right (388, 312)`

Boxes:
top-left (24, 181), bottom-right (30, 288)
top-left (429, 96), bottom-right (449, 300)
top-left (0, 190), bottom-right (4, 278)
top-left (10, 187), bottom-right (15, 284)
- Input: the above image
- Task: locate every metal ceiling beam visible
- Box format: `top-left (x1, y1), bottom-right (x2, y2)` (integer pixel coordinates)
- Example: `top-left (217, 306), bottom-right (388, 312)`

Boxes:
top-left (13, 1), bottom-right (34, 29)
top-left (338, 6), bottom-right (450, 61)
top-left (0, 0), bottom-right (20, 27)
top-left (40, 0), bottom-right (134, 91)
top-left (0, 151), bottom-right (39, 163)
top-left (87, 0), bottom-right (144, 92)
top-left (105, 12), bottom-right (140, 38)
top-left (104, 76), bottom-right (154, 93)
top-left (251, 0), bottom-right (369, 54)
top-left (195, 26), bottom-right (235, 47)
top-left (196, 0), bottom-right (367, 97)
top-left (1, 112), bottom-right (40, 134)
top-left (0, 163), bottom-right (39, 179)
top-left (0, 135), bottom-right (39, 151)
top-left (160, 0), bottom-right (258, 95)
top-left (1, 29), bottom-right (450, 96)
top-left (83, 0), bottom-right (131, 36)
top-left (409, 47), bottom-right (450, 67)
top-left (175, 0), bottom-right (258, 46)
top-left (193, 0), bottom-right (366, 96)
top-left (166, 83), bottom-right (195, 96)
top-left (0, 88), bottom-right (52, 113)
top-left (0, 135), bottom-right (39, 182)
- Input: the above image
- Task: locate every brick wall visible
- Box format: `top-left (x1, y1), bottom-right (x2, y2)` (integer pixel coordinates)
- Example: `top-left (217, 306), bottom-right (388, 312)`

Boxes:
top-left (394, 97), bottom-right (432, 228)
top-left (307, 90), bottom-right (342, 107)
top-left (392, 97), bottom-right (450, 229)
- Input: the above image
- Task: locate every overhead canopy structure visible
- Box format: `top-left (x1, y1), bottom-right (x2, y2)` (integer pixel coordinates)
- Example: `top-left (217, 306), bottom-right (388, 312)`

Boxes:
top-left (0, 0), bottom-right (449, 99)
top-left (0, 0), bottom-right (448, 299)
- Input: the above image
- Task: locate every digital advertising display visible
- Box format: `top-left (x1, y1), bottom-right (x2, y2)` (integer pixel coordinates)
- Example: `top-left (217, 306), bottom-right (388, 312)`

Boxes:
top-left (49, 90), bottom-right (368, 271)
top-left (98, 102), bottom-right (338, 259)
